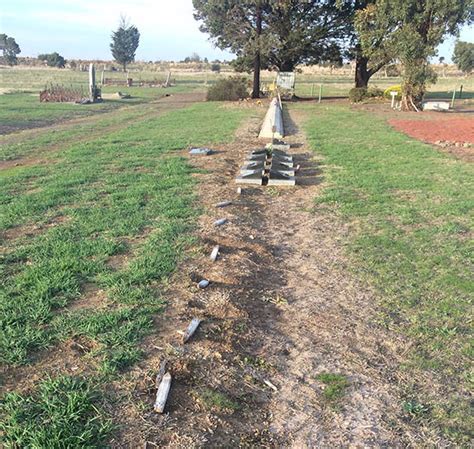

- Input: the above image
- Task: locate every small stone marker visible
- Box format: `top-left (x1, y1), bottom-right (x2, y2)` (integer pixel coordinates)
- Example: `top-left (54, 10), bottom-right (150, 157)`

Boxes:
top-left (241, 162), bottom-right (265, 174)
top-left (210, 245), bottom-right (220, 261)
top-left (214, 218), bottom-right (228, 226)
top-left (272, 153), bottom-right (293, 163)
top-left (266, 142), bottom-right (291, 152)
top-left (182, 318), bottom-right (201, 343)
top-left (246, 153), bottom-right (267, 162)
top-left (267, 170), bottom-right (296, 186)
top-left (189, 147), bottom-right (213, 155)
top-left (250, 149), bottom-right (267, 156)
top-left (216, 201), bottom-right (232, 208)
top-left (422, 101), bottom-right (450, 111)
top-left (154, 372), bottom-right (172, 413)
top-left (272, 160), bottom-right (294, 170)
top-left (198, 279), bottom-right (210, 289)
top-left (237, 187), bottom-right (242, 194)
top-left (236, 171), bottom-right (263, 185)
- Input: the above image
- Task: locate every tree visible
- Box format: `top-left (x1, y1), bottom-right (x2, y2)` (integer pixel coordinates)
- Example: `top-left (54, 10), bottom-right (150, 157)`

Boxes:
top-left (261, 0), bottom-right (350, 72)
top-left (355, 0), bottom-right (473, 110)
top-left (0, 34), bottom-right (21, 66)
top-left (38, 52), bottom-right (66, 68)
top-left (193, 0), bottom-right (351, 98)
top-left (110, 16), bottom-right (140, 71)
top-left (336, 0), bottom-right (393, 88)
top-left (193, 0), bottom-right (266, 98)
top-left (453, 41), bottom-right (474, 74)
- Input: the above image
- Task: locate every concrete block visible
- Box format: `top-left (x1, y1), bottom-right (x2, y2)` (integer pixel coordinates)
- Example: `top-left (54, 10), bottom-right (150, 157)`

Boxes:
top-left (422, 101), bottom-right (450, 111)
top-left (271, 160), bottom-right (294, 170)
top-left (236, 171), bottom-right (263, 185)
top-left (266, 142), bottom-right (291, 152)
top-left (267, 170), bottom-right (295, 186)
top-left (240, 161), bottom-right (265, 173)
top-left (259, 98), bottom-right (284, 139)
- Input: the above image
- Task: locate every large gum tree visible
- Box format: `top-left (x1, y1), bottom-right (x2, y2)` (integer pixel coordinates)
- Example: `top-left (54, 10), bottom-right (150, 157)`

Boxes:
top-left (355, 0), bottom-right (473, 110)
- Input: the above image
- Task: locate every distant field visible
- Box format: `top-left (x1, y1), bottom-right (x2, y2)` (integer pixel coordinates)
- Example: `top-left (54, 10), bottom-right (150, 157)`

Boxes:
top-left (1, 66), bottom-right (472, 99)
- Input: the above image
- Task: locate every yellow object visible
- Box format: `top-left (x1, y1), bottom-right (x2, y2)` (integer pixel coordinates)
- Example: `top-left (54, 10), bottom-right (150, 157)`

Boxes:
top-left (384, 85), bottom-right (402, 100)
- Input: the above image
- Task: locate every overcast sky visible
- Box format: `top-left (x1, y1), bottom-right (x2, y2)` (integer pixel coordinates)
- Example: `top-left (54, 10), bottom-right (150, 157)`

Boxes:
top-left (1, 0), bottom-right (473, 63)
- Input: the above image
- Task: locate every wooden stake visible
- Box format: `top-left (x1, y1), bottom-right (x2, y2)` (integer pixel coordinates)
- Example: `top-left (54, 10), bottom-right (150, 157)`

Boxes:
top-left (182, 318), bottom-right (201, 343)
top-left (210, 245), bottom-right (220, 262)
top-left (155, 360), bottom-right (167, 387)
top-left (154, 372), bottom-right (172, 413)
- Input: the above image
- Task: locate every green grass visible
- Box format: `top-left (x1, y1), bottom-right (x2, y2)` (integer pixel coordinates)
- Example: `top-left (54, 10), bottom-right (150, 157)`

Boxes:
top-left (316, 373), bottom-right (350, 402)
top-left (0, 84), bottom-right (195, 134)
top-left (197, 388), bottom-right (241, 412)
top-left (0, 100), bottom-right (252, 445)
top-left (301, 103), bottom-right (473, 442)
top-left (1, 375), bottom-right (113, 448)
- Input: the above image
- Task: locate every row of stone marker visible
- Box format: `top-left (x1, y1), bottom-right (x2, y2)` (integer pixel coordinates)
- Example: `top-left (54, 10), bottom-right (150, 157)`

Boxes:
top-left (154, 143), bottom-right (293, 415)
top-left (236, 141), bottom-right (296, 186)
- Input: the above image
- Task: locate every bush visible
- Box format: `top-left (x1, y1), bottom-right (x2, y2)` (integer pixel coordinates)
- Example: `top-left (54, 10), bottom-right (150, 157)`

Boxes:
top-left (384, 85), bottom-right (402, 101)
top-left (207, 76), bottom-right (249, 101)
top-left (349, 86), bottom-right (384, 103)
top-left (367, 86), bottom-right (384, 97)
top-left (210, 63), bottom-right (221, 73)
top-left (349, 87), bottom-right (368, 102)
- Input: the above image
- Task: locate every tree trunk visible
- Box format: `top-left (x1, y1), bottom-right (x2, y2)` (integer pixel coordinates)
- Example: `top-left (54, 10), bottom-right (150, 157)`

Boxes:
top-left (251, 6), bottom-right (262, 99)
top-left (354, 55), bottom-right (371, 88)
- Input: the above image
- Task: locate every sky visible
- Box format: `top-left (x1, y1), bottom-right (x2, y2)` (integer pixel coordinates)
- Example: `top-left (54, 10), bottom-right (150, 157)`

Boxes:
top-left (1, 0), bottom-right (473, 63)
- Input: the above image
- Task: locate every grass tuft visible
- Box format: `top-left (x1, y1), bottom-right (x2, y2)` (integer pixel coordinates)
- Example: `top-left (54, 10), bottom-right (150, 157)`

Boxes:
top-left (0, 375), bottom-right (113, 448)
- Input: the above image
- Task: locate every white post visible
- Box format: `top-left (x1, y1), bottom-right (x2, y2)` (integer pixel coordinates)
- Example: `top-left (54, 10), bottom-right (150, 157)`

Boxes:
top-left (390, 91), bottom-right (397, 109)
top-left (318, 84), bottom-right (322, 103)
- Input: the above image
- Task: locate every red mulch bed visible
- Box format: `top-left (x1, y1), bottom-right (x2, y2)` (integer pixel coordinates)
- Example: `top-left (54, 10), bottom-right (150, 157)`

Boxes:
top-left (389, 117), bottom-right (474, 144)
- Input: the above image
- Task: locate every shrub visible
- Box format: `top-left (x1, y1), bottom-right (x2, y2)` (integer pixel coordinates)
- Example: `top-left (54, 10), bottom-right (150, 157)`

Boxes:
top-left (210, 63), bottom-right (221, 73)
top-left (349, 87), bottom-right (368, 103)
top-left (207, 76), bottom-right (249, 101)
top-left (367, 86), bottom-right (384, 97)
top-left (384, 85), bottom-right (402, 101)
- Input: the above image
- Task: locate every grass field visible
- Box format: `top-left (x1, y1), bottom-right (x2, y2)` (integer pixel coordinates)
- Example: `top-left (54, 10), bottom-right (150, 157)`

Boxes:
top-left (301, 103), bottom-right (473, 442)
top-left (2, 65), bottom-right (472, 99)
top-left (0, 99), bottom-right (253, 446)
top-left (1, 65), bottom-right (472, 446)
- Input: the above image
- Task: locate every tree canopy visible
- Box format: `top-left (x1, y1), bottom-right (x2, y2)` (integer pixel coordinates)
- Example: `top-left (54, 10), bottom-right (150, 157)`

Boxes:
top-left (38, 52), bottom-right (66, 68)
top-left (355, 0), bottom-right (473, 109)
top-left (453, 40), bottom-right (474, 74)
top-left (0, 34), bottom-right (21, 66)
top-left (193, 0), bottom-right (351, 97)
top-left (110, 16), bottom-right (140, 71)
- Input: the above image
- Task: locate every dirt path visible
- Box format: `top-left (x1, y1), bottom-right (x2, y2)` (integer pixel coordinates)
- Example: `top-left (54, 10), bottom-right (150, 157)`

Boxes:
top-left (110, 103), bottom-right (441, 447)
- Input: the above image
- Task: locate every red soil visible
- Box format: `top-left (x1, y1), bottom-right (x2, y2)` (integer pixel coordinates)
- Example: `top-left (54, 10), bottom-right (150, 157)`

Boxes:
top-left (389, 117), bottom-right (474, 144)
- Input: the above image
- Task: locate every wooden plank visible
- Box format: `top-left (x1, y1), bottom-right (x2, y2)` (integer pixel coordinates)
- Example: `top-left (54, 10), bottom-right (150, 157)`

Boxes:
top-left (182, 318), bottom-right (201, 343)
top-left (154, 372), bottom-right (172, 413)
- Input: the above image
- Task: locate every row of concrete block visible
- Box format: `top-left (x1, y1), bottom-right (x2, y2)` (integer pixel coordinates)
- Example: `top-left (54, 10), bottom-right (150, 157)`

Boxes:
top-left (236, 143), bottom-right (296, 186)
